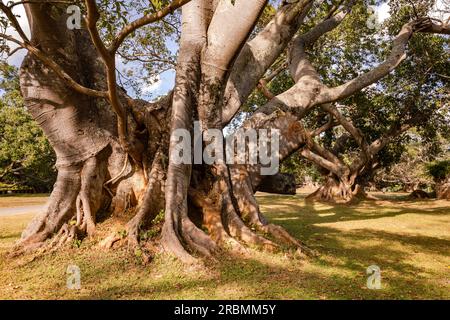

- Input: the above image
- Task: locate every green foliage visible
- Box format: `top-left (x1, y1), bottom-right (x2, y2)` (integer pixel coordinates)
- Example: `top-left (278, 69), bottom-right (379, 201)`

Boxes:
top-left (0, 64), bottom-right (56, 192)
top-left (281, 152), bottom-right (323, 185)
top-left (284, 0), bottom-right (448, 180)
top-left (94, 0), bottom-right (180, 98)
top-left (117, 230), bottom-right (128, 239)
top-left (152, 209), bottom-right (165, 225)
top-left (427, 160), bottom-right (450, 182)
top-left (139, 210), bottom-right (165, 241)
top-left (72, 239), bottom-right (82, 249)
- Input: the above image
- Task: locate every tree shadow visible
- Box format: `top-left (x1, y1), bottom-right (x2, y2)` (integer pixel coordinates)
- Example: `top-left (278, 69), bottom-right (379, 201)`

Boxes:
top-left (256, 193), bottom-right (450, 239)
top-left (2, 193), bottom-right (448, 300)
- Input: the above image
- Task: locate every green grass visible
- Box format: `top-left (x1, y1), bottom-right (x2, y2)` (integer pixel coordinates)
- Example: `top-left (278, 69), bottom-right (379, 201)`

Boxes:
top-left (0, 191), bottom-right (449, 300)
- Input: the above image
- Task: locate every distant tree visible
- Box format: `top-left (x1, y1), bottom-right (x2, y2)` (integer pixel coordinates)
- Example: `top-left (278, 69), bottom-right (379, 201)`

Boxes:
top-left (374, 139), bottom-right (434, 192)
top-left (252, 1), bottom-right (449, 203)
top-left (427, 160), bottom-right (450, 199)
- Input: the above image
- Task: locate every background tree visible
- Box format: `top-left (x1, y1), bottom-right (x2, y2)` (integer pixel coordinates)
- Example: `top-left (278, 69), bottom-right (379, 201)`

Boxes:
top-left (0, 63), bottom-right (56, 192)
top-left (253, 1), bottom-right (449, 202)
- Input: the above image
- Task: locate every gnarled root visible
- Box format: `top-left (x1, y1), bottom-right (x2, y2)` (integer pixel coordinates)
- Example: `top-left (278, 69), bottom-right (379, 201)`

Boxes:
top-left (99, 150), bottom-right (166, 263)
top-left (11, 150), bottom-right (109, 256)
top-left (306, 176), bottom-right (355, 204)
top-left (11, 164), bottom-right (82, 255)
top-left (231, 169), bottom-right (314, 256)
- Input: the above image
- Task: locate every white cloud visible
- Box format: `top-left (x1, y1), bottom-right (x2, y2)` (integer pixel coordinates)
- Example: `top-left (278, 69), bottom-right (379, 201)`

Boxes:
top-left (141, 74), bottom-right (162, 95)
top-left (376, 2), bottom-right (390, 23)
top-left (430, 0), bottom-right (450, 21)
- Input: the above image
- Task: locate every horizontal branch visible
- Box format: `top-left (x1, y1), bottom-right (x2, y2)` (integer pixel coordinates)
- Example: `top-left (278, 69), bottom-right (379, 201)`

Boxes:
top-left (0, 33), bottom-right (108, 98)
top-left (316, 18), bottom-right (450, 104)
top-left (300, 148), bottom-right (345, 177)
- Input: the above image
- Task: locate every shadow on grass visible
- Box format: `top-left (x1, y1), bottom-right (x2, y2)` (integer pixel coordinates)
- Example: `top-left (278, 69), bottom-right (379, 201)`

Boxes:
top-left (73, 232), bottom-right (448, 300)
top-left (68, 222), bottom-right (449, 299)
top-left (257, 194), bottom-right (449, 239)
top-left (1, 193), bottom-right (449, 300)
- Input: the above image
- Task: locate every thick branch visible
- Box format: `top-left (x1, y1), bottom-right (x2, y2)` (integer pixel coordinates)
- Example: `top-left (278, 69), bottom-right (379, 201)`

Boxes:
top-left (321, 103), bottom-right (371, 162)
top-left (0, 2), bottom-right (30, 42)
top-left (300, 148), bottom-right (344, 177)
top-left (221, 0), bottom-right (313, 125)
top-left (85, 0), bottom-right (112, 63)
top-left (202, 0), bottom-right (267, 76)
top-left (316, 18), bottom-right (450, 104)
top-left (290, 10), bottom-right (349, 82)
top-left (0, 33), bottom-right (107, 98)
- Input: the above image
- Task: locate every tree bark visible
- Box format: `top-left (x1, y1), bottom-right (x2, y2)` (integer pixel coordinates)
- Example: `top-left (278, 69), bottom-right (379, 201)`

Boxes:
top-left (436, 179), bottom-right (450, 200)
top-left (13, 0), bottom-right (306, 260)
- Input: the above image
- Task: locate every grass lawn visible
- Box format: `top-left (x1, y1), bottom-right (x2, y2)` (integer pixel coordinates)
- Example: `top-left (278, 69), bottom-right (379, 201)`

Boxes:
top-left (0, 191), bottom-right (449, 300)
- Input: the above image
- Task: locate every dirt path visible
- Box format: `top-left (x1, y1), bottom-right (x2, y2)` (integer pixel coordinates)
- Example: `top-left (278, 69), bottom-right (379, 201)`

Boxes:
top-left (0, 195), bottom-right (48, 216)
top-left (0, 205), bottom-right (45, 217)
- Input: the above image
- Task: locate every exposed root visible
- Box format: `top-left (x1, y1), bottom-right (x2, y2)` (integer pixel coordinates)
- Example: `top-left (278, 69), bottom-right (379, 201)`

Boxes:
top-left (224, 193), bottom-right (278, 252)
top-left (10, 145), bottom-right (312, 264)
top-left (230, 169), bottom-right (314, 256)
top-left (12, 151), bottom-right (109, 257)
top-left (189, 188), bottom-right (248, 255)
top-left (44, 223), bottom-right (79, 253)
top-left (103, 154), bottom-right (129, 197)
top-left (306, 176), bottom-right (356, 204)
top-left (161, 221), bottom-right (200, 264)
top-left (181, 217), bottom-right (217, 257)
top-left (13, 164), bottom-right (82, 254)
top-left (99, 233), bottom-right (122, 249)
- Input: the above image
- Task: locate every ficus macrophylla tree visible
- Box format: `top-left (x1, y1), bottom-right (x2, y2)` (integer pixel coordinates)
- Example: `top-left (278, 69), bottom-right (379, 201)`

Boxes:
top-left (0, 0), bottom-right (448, 262)
top-left (299, 45), bottom-right (448, 204)
top-left (243, 1), bottom-right (449, 204)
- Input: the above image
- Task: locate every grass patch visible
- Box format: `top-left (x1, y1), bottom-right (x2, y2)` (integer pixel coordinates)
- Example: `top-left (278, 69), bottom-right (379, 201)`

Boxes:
top-left (0, 190), bottom-right (449, 300)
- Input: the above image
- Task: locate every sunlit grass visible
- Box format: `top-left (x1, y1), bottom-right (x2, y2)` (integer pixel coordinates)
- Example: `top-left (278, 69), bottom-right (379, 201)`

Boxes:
top-left (0, 190), bottom-right (449, 300)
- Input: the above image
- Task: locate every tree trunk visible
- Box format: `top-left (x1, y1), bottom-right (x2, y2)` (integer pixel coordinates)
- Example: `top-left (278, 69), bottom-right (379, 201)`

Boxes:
top-left (436, 179), bottom-right (450, 200)
top-left (13, 0), bottom-right (308, 260)
top-left (306, 175), bottom-right (356, 203)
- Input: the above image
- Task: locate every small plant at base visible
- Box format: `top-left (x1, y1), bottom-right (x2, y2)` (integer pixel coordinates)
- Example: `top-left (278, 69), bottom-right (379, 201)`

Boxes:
top-left (117, 230), bottom-right (128, 239)
top-left (72, 239), bottom-right (82, 249)
top-left (152, 209), bottom-right (165, 225)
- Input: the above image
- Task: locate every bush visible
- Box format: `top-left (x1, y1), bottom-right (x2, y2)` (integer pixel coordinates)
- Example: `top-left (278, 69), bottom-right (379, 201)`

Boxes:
top-left (426, 160), bottom-right (450, 182)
